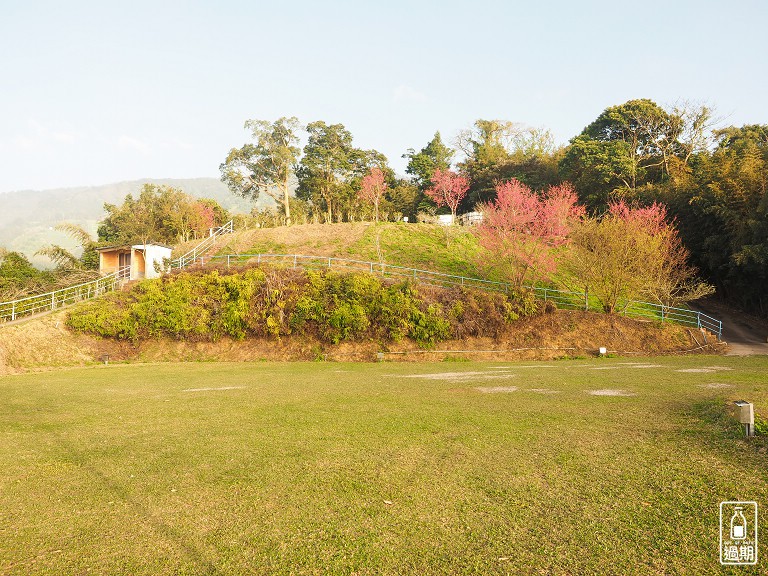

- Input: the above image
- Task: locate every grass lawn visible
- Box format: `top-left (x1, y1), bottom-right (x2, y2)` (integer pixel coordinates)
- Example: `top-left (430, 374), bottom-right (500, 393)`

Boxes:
top-left (1, 356), bottom-right (767, 575)
top-left (205, 222), bottom-right (483, 279)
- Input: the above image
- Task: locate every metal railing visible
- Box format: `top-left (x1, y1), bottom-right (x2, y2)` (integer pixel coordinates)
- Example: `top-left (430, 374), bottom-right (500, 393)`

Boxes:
top-left (0, 266), bottom-right (131, 324)
top-left (170, 220), bottom-right (234, 269)
top-left (193, 253), bottom-right (723, 340)
top-left (0, 221), bottom-right (234, 325)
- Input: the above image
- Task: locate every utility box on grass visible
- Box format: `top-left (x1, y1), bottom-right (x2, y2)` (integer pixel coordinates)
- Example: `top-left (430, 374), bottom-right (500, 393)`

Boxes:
top-left (734, 400), bottom-right (754, 437)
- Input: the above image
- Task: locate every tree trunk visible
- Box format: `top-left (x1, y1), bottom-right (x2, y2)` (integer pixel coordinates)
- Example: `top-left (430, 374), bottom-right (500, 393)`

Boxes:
top-left (283, 174), bottom-right (291, 226)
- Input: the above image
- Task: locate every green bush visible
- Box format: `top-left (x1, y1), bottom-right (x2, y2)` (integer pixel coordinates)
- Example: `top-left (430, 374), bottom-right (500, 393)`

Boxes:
top-left (67, 265), bottom-right (544, 347)
top-left (324, 301), bottom-right (370, 344)
top-left (410, 304), bottom-right (451, 347)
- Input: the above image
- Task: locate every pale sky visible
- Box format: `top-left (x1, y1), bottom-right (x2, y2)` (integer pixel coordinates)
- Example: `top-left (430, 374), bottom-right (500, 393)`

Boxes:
top-left (1, 0), bottom-right (766, 193)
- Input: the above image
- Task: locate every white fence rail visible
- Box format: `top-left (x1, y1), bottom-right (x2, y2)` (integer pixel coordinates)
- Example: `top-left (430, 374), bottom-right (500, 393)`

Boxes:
top-left (0, 220), bottom-right (234, 325)
top-left (0, 266), bottom-right (130, 324)
top-left (196, 253), bottom-right (723, 340)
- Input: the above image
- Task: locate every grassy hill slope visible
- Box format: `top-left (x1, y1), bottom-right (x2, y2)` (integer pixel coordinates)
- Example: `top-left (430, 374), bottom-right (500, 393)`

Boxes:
top-left (176, 222), bottom-right (483, 279)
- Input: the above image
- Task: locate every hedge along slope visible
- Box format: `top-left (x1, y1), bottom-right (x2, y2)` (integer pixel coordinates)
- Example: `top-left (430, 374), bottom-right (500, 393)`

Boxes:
top-left (66, 265), bottom-right (545, 347)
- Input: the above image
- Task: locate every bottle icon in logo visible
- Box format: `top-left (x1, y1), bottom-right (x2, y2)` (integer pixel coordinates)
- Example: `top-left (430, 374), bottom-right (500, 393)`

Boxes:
top-left (731, 507), bottom-right (747, 540)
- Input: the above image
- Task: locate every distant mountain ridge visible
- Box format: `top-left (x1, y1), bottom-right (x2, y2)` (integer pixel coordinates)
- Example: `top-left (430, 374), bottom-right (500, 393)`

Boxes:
top-left (0, 177), bottom-right (265, 266)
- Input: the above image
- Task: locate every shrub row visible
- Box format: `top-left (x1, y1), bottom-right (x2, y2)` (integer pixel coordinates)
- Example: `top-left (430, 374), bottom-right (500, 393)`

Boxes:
top-left (66, 265), bottom-right (545, 347)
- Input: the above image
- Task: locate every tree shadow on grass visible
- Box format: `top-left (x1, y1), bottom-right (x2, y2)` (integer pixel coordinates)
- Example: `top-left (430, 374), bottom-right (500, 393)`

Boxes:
top-left (56, 438), bottom-right (224, 575)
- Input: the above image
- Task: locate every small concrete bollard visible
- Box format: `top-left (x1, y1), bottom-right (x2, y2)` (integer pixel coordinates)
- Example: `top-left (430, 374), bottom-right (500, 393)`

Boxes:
top-left (376, 352), bottom-right (385, 362)
top-left (598, 347), bottom-right (607, 356)
top-left (734, 400), bottom-right (755, 437)
top-left (99, 354), bottom-right (110, 365)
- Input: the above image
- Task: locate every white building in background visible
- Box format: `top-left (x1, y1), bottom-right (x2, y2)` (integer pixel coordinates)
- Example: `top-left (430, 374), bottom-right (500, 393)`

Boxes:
top-left (96, 243), bottom-right (173, 280)
top-left (459, 211), bottom-right (483, 226)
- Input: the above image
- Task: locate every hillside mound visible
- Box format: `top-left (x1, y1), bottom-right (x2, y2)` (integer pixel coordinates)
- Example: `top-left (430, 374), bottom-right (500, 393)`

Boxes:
top-left (174, 222), bottom-right (482, 278)
top-left (0, 265), bottom-right (721, 373)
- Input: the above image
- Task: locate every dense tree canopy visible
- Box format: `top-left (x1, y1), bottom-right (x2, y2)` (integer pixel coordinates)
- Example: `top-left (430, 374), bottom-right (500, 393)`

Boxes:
top-left (0, 249), bottom-right (98, 301)
top-left (457, 120), bottom-right (562, 211)
top-left (403, 132), bottom-right (454, 191)
top-left (98, 184), bottom-right (229, 245)
top-left (403, 132), bottom-right (454, 214)
top-left (296, 121), bottom-right (360, 223)
top-left (216, 105), bottom-right (767, 316)
top-left (670, 124), bottom-right (768, 313)
top-left (220, 117), bottom-right (302, 224)
top-left (560, 99), bottom-right (715, 210)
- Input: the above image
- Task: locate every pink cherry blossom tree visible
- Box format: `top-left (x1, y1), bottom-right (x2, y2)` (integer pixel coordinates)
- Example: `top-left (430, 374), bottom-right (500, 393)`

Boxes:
top-left (477, 179), bottom-right (584, 289)
top-left (424, 168), bottom-right (470, 223)
top-left (358, 167), bottom-right (387, 222)
top-left (566, 200), bottom-right (712, 312)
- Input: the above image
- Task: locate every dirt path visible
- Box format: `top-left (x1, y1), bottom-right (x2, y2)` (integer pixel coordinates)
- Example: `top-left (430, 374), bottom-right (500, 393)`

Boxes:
top-left (691, 298), bottom-right (768, 356)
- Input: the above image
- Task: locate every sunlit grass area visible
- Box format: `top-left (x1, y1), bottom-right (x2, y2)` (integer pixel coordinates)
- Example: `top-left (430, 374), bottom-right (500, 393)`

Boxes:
top-left (1, 356), bottom-right (766, 574)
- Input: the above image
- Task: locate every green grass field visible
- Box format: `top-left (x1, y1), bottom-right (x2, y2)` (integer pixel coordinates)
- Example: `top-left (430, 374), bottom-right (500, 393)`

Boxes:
top-left (2, 356), bottom-right (767, 575)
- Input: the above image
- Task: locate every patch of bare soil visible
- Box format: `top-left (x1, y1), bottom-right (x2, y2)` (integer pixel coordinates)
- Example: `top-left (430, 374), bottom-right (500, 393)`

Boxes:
top-left (0, 309), bottom-right (722, 374)
top-left (475, 386), bottom-right (519, 393)
top-left (587, 389), bottom-right (637, 397)
top-left (405, 371), bottom-right (515, 382)
top-left (676, 366), bottom-right (734, 374)
top-left (0, 311), bottom-right (135, 375)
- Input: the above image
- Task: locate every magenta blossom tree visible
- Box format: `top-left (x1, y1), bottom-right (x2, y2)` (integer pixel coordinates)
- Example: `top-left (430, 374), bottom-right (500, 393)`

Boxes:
top-left (358, 167), bottom-right (388, 222)
top-left (477, 179), bottom-right (584, 289)
top-left (565, 199), bottom-right (712, 312)
top-left (424, 168), bottom-right (469, 223)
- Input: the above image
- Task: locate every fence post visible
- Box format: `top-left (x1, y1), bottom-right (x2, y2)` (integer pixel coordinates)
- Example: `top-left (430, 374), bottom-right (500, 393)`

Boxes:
top-left (413, 269), bottom-right (416, 281)
top-left (328, 257), bottom-right (332, 269)
top-left (370, 262), bottom-right (373, 273)
top-left (227, 255), bottom-right (231, 269)
top-left (544, 288), bottom-right (548, 302)
top-left (11, 301), bottom-right (15, 321)
top-left (584, 287), bottom-right (589, 311)
top-left (293, 255), bottom-right (297, 269)
top-left (51, 293), bottom-right (55, 311)
top-left (257, 254), bottom-right (261, 264)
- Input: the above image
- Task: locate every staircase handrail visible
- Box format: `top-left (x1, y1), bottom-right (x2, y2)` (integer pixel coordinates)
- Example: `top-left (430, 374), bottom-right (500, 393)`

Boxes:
top-left (170, 220), bottom-right (234, 270)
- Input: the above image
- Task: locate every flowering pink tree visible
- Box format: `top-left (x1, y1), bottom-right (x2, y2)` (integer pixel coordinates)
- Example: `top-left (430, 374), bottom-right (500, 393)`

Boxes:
top-left (191, 201), bottom-right (216, 238)
top-left (358, 167), bottom-right (387, 222)
top-left (424, 168), bottom-right (470, 222)
top-left (567, 200), bottom-right (712, 312)
top-left (478, 179), bottom-right (584, 289)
